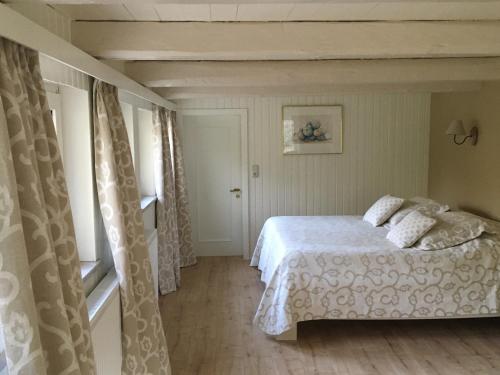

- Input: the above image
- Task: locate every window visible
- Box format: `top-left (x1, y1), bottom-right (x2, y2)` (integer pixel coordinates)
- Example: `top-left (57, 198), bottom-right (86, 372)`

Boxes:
top-left (46, 90), bottom-right (64, 154)
top-left (118, 91), bottom-right (157, 234)
top-left (46, 84), bottom-right (98, 263)
top-left (118, 90), bottom-right (156, 199)
top-left (138, 108), bottom-right (155, 197)
top-left (40, 82), bottom-right (159, 298)
top-left (121, 100), bottom-right (135, 165)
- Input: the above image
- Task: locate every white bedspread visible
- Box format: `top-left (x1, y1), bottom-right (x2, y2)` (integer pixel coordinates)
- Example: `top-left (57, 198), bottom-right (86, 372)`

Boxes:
top-left (251, 216), bottom-right (500, 335)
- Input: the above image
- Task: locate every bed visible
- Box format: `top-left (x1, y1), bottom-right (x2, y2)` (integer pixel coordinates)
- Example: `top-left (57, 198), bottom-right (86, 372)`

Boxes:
top-left (250, 215), bottom-right (500, 340)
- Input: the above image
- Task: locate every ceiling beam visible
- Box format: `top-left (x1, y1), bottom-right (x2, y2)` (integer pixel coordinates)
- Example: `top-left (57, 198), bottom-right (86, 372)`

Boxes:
top-left (73, 21), bottom-right (500, 61)
top-left (0, 3), bottom-right (175, 109)
top-left (44, 1), bottom-right (500, 22)
top-left (124, 58), bottom-right (500, 88)
top-left (154, 82), bottom-right (482, 99)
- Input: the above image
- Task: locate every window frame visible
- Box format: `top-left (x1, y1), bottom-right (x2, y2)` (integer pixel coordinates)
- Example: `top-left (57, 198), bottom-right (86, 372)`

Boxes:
top-left (118, 90), bottom-right (156, 199)
top-left (46, 90), bottom-right (64, 156)
top-left (45, 82), bottom-right (99, 263)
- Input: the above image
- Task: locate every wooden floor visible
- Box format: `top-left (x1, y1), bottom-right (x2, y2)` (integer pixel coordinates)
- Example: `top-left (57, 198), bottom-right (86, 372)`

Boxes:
top-left (160, 256), bottom-right (500, 375)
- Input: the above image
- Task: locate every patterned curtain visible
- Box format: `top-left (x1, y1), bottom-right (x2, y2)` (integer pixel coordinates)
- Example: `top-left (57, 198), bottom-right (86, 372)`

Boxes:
top-left (0, 38), bottom-right (95, 375)
top-left (93, 81), bottom-right (171, 375)
top-left (153, 108), bottom-right (196, 295)
top-left (170, 112), bottom-right (197, 267)
top-left (153, 105), bottom-right (181, 295)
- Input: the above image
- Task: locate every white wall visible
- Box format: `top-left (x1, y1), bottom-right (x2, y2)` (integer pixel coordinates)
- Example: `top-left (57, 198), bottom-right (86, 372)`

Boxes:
top-left (90, 290), bottom-right (121, 375)
top-left (178, 93), bottom-right (431, 249)
top-left (7, 3), bottom-right (71, 41)
top-left (40, 55), bottom-right (89, 91)
top-left (87, 272), bottom-right (121, 375)
top-left (8, 3), bottom-right (90, 91)
top-left (429, 83), bottom-right (500, 220)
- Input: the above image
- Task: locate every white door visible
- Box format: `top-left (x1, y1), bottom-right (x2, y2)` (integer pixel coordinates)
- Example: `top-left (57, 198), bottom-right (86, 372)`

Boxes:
top-left (179, 109), bottom-right (248, 257)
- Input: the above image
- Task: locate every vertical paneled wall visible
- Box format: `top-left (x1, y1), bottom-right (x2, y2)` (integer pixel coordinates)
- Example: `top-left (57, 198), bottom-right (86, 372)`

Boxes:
top-left (178, 93), bottom-right (431, 249)
top-left (8, 3), bottom-right (71, 41)
top-left (39, 55), bottom-right (89, 91)
top-left (8, 3), bottom-right (89, 90)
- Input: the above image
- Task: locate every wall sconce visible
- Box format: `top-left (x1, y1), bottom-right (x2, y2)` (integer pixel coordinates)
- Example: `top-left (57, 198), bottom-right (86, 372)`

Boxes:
top-left (446, 120), bottom-right (478, 146)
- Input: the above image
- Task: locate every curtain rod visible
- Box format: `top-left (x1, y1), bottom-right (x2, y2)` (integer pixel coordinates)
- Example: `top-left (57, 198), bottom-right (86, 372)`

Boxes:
top-left (0, 4), bottom-right (176, 111)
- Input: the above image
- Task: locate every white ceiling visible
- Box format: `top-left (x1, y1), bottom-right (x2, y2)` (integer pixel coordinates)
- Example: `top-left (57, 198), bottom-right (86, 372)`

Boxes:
top-left (50, 2), bottom-right (500, 22)
top-left (9, 0), bottom-right (500, 97)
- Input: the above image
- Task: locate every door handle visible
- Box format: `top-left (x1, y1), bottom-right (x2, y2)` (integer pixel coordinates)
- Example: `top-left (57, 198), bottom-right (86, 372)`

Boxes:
top-left (230, 188), bottom-right (241, 198)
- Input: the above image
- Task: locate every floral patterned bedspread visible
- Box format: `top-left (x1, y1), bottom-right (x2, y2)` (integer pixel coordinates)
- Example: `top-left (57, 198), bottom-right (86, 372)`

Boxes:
top-left (250, 216), bottom-right (500, 335)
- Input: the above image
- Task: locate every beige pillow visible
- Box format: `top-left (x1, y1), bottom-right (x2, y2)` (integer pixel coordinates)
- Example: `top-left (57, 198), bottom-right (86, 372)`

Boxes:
top-left (387, 211), bottom-right (437, 248)
top-left (414, 211), bottom-right (496, 250)
top-left (386, 197), bottom-right (449, 229)
top-left (363, 195), bottom-right (404, 227)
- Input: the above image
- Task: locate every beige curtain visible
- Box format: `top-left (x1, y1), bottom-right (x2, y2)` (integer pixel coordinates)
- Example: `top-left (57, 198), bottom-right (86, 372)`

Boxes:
top-left (93, 81), bottom-right (171, 374)
top-left (170, 112), bottom-right (197, 267)
top-left (0, 38), bottom-right (95, 375)
top-left (153, 106), bottom-right (181, 294)
top-left (153, 108), bottom-right (196, 295)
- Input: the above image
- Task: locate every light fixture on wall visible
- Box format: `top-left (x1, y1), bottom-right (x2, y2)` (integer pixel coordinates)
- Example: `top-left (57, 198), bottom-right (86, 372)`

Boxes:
top-left (446, 120), bottom-right (478, 146)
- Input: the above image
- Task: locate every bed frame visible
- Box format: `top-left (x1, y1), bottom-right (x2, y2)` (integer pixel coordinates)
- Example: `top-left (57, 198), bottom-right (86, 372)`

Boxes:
top-left (273, 313), bottom-right (500, 341)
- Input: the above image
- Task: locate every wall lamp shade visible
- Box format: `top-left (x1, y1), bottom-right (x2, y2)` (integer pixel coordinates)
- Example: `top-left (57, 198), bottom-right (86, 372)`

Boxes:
top-left (446, 120), bottom-right (478, 145)
top-left (446, 120), bottom-right (466, 136)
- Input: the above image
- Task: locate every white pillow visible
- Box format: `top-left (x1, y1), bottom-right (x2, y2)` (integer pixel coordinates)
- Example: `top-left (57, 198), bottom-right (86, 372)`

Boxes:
top-left (386, 197), bottom-right (449, 230)
top-left (363, 195), bottom-right (404, 227)
top-left (414, 211), bottom-right (496, 251)
top-left (387, 211), bottom-right (437, 248)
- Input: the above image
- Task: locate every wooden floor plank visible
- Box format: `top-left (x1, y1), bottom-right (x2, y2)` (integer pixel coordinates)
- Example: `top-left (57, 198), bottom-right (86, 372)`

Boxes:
top-left (160, 256), bottom-right (500, 375)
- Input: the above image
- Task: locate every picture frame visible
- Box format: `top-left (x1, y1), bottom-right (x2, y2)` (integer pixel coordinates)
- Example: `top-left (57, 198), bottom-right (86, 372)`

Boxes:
top-left (282, 105), bottom-right (343, 155)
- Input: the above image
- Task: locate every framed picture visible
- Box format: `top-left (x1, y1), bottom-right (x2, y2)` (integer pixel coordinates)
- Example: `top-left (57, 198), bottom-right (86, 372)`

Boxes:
top-left (283, 105), bottom-right (343, 155)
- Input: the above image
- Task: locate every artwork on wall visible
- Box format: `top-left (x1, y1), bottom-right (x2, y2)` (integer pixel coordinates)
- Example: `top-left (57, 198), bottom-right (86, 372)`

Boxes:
top-left (283, 105), bottom-right (343, 155)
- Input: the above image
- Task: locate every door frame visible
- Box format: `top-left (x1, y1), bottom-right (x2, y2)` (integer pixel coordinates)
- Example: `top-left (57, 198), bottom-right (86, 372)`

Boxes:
top-left (178, 108), bottom-right (250, 259)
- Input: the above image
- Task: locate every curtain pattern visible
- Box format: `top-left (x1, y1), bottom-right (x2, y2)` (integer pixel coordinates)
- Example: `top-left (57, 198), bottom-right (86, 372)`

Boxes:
top-left (93, 81), bottom-right (170, 375)
top-left (153, 105), bottom-right (181, 295)
top-left (170, 112), bottom-right (197, 267)
top-left (0, 38), bottom-right (95, 375)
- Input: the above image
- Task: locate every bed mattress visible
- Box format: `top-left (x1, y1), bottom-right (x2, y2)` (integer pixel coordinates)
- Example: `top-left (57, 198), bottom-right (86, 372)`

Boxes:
top-left (250, 216), bottom-right (500, 335)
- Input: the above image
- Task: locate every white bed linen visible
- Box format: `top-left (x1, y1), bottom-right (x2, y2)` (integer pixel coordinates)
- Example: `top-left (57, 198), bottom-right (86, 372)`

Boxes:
top-left (251, 216), bottom-right (500, 335)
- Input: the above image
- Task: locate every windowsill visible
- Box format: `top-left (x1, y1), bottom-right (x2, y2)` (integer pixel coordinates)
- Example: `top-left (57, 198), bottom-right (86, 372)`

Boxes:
top-left (86, 269), bottom-right (119, 327)
top-left (140, 195), bottom-right (156, 210)
top-left (80, 260), bottom-right (101, 281)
